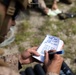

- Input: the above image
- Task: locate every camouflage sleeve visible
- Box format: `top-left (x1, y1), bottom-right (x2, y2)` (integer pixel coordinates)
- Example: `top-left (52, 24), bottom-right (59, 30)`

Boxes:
top-left (46, 72), bottom-right (59, 75)
top-left (0, 67), bottom-right (20, 75)
top-left (4, 53), bottom-right (19, 71)
top-left (38, 0), bottom-right (46, 9)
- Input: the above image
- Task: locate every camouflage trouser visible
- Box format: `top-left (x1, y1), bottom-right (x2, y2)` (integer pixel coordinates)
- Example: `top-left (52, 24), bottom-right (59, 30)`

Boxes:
top-left (28, 0), bottom-right (32, 4)
top-left (0, 67), bottom-right (20, 75)
top-left (38, 0), bottom-right (46, 9)
top-left (0, 53), bottom-right (19, 71)
top-left (28, 0), bottom-right (46, 9)
top-left (38, 0), bottom-right (58, 9)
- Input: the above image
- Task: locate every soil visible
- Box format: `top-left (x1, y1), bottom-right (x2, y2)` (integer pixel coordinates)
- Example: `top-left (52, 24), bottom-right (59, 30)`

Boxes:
top-left (0, 0), bottom-right (76, 73)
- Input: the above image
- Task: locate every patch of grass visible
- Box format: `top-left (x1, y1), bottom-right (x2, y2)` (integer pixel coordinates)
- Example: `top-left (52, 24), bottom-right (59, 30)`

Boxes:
top-left (69, 7), bottom-right (76, 13)
top-left (74, 71), bottom-right (76, 75)
top-left (30, 36), bottom-right (44, 47)
top-left (15, 31), bottom-right (32, 44)
top-left (38, 19), bottom-right (52, 35)
top-left (71, 23), bottom-right (76, 34)
top-left (15, 21), bottom-right (32, 44)
top-left (18, 46), bottom-right (25, 52)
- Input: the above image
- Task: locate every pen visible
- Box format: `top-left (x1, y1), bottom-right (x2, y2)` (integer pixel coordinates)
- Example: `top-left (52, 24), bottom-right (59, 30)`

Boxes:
top-left (49, 50), bottom-right (64, 55)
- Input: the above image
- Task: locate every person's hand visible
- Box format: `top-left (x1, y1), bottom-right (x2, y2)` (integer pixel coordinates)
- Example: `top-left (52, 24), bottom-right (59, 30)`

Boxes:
top-left (52, 0), bottom-right (58, 10)
top-left (19, 47), bottom-right (40, 65)
top-left (43, 7), bottom-right (50, 14)
top-left (44, 51), bottom-right (63, 74)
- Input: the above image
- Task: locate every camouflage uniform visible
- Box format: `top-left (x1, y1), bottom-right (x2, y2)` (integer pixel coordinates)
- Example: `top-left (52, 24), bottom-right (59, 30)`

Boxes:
top-left (0, 67), bottom-right (20, 75)
top-left (0, 0), bottom-right (29, 71)
top-left (0, 0), bottom-right (30, 43)
top-left (0, 48), bottom-right (19, 71)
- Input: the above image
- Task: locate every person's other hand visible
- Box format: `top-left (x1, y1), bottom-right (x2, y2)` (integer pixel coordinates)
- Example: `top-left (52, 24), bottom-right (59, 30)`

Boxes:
top-left (19, 47), bottom-right (40, 65)
top-left (44, 51), bottom-right (63, 74)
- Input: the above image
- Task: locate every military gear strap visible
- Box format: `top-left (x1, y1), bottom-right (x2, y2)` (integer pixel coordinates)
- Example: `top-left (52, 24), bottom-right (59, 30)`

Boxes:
top-left (0, 0), bottom-right (29, 43)
top-left (0, 0), bottom-right (15, 43)
top-left (17, 0), bottom-right (28, 9)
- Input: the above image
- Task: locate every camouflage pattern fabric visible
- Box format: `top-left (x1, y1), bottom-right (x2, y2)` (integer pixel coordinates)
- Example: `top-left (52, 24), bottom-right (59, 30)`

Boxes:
top-left (0, 47), bottom-right (19, 71)
top-left (0, 67), bottom-right (20, 75)
top-left (0, 0), bottom-right (28, 71)
top-left (0, 48), bottom-right (4, 55)
top-left (0, 52), bottom-right (19, 71)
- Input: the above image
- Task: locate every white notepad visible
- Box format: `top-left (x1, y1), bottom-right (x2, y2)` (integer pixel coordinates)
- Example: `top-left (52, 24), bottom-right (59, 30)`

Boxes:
top-left (33, 35), bottom-right (64, 62)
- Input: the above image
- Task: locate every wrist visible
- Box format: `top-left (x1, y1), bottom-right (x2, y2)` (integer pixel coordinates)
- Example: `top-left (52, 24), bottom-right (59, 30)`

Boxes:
top-left (47, 70), bottom-right (60, 74)
top-left (46, 65), bottom-right (60, 74)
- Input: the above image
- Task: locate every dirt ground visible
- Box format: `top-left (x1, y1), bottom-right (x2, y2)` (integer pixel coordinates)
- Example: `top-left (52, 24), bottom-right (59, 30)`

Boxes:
top-left (0, 0), bottom-right (76, 74)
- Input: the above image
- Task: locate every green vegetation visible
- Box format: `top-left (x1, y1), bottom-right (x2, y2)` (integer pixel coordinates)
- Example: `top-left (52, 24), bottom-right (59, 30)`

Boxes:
top-left (69, 6), bottom-right (76, 13)
top-left (15, 21), bottom-right (32, 44)
top-left (6, 1), bottom-right (76, 73)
